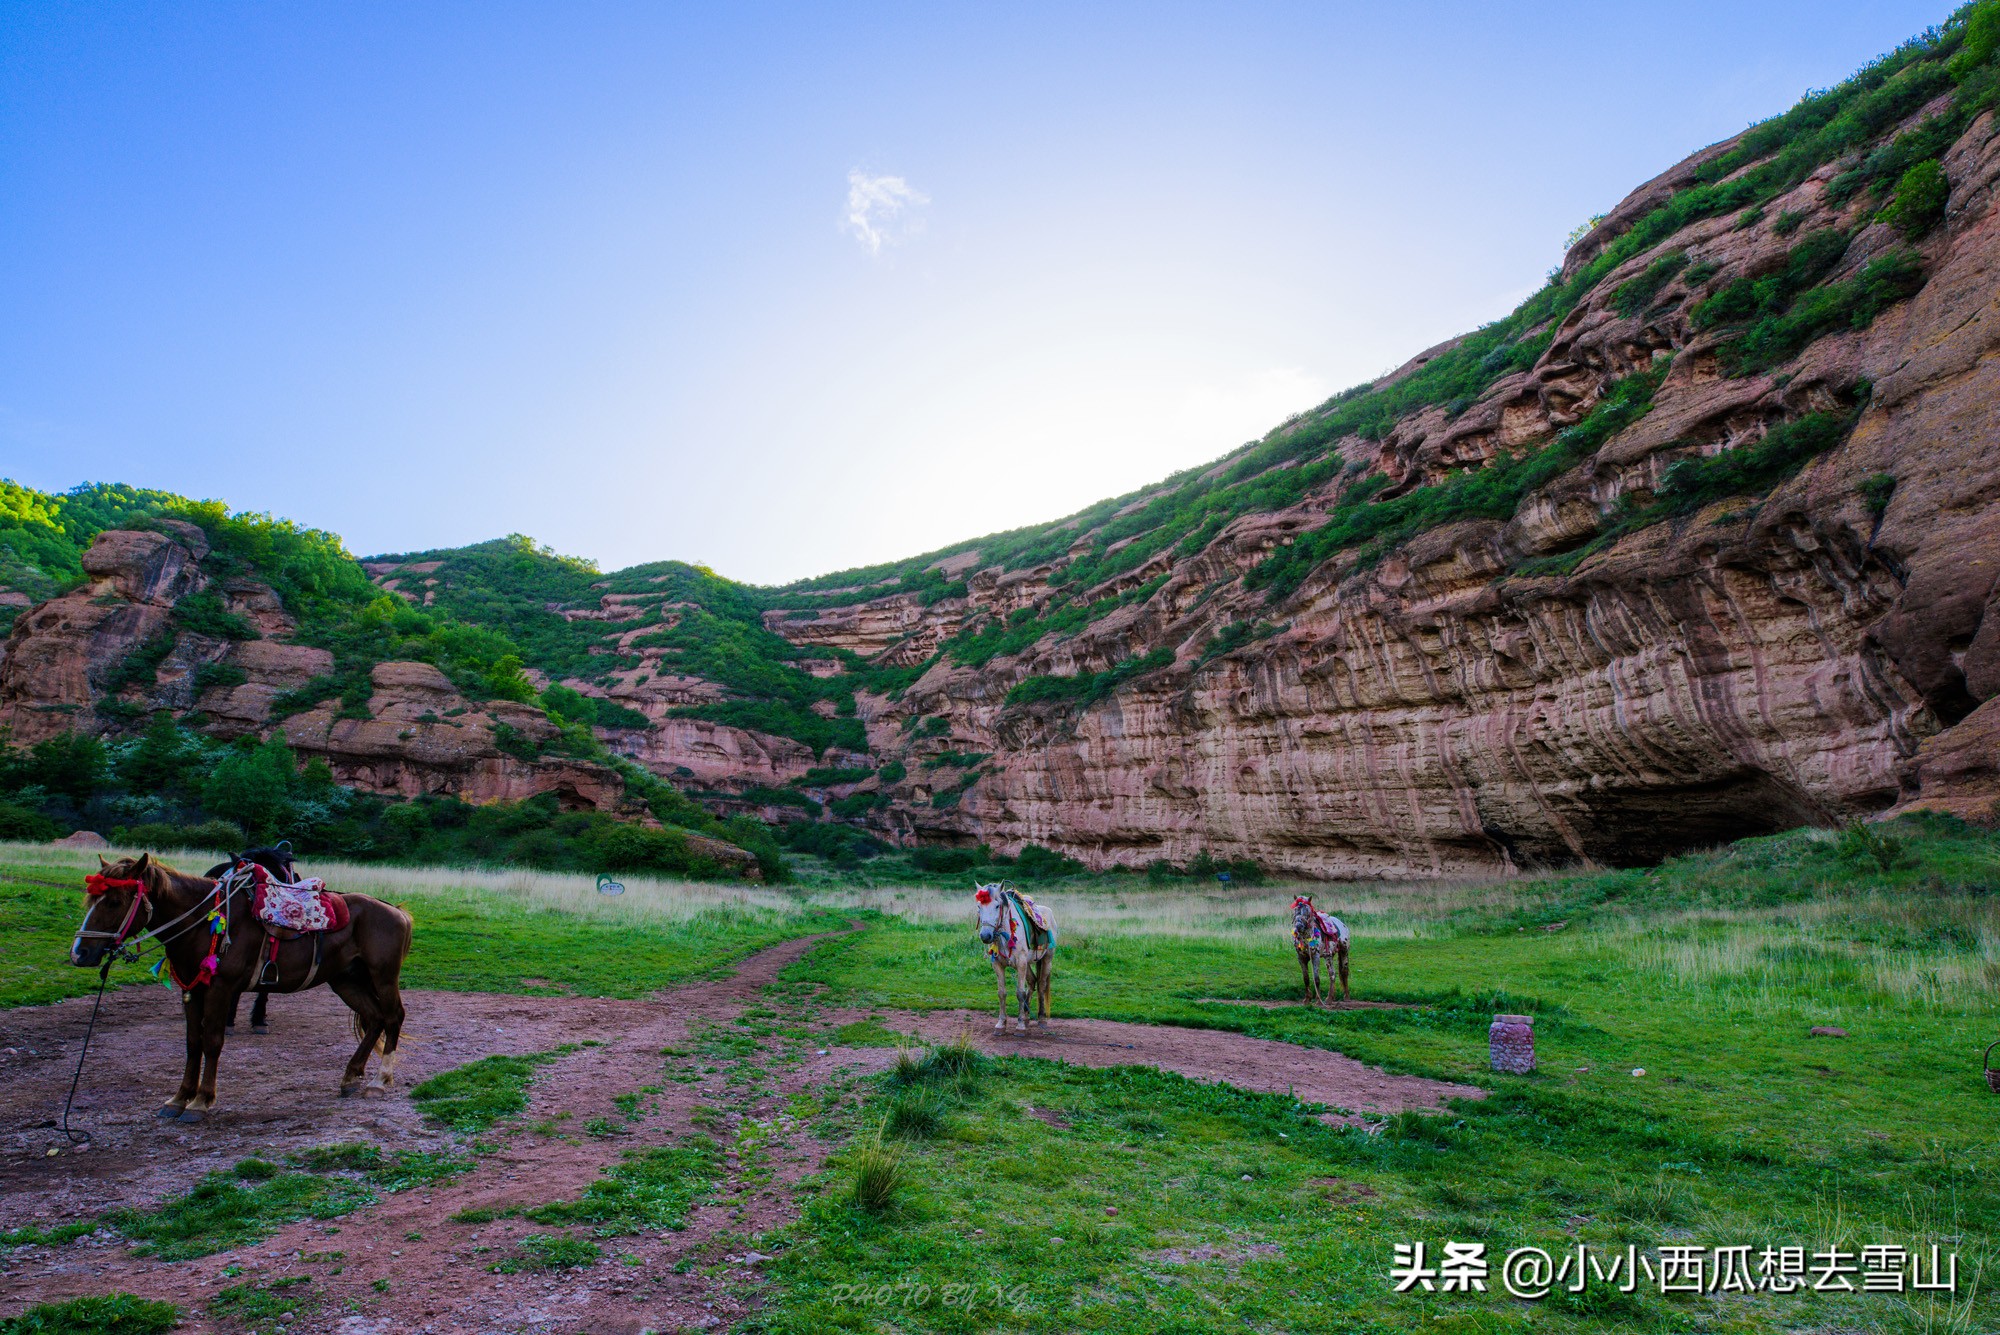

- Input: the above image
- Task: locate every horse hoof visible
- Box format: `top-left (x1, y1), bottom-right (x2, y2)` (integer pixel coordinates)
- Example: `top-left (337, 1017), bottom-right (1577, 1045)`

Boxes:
top-left (155, 1105), bottom-right (184, 1120)
top-left (252, 1024), bottom-right (269, 1035)
top-left (177, 1109), bottom-right (205, 1124)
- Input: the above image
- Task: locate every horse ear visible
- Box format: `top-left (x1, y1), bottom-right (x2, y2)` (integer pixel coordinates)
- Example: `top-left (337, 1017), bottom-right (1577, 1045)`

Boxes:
top-left (98, 854), bottom-right (110, 870)
top-left (135, 852), bottom-right (152, 870)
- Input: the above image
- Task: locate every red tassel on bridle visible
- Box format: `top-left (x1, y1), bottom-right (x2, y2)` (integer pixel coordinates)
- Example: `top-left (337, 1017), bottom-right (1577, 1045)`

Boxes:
top-left (79, 873), bottom-right (152, 955)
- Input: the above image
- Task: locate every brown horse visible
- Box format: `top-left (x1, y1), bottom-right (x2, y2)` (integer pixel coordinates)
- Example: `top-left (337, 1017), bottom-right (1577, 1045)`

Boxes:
top-left (70, 852), bottom-right (413, 1122)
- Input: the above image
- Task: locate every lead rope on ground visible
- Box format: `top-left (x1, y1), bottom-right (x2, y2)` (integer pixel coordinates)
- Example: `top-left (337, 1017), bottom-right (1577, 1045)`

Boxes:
top-left (57, 957), bottom-right (116, 1145)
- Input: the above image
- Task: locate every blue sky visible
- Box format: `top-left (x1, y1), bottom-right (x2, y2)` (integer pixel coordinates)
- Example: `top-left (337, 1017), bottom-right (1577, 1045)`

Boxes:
top-left (0, 1), bottom-right (1949, 582)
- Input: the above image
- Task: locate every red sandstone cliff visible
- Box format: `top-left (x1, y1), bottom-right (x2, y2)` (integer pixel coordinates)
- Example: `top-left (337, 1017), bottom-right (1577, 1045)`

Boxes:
top-left (763, 110), bottom-right (2000, 875)
top-left (0, 528), bottom-right (628, 814)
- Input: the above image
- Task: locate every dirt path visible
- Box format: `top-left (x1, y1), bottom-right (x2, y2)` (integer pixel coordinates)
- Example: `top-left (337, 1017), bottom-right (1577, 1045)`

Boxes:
top-left (1, 933), bottom-right (1482, 1332)
top-left (881, 1010), bottom-right (1483, 1122)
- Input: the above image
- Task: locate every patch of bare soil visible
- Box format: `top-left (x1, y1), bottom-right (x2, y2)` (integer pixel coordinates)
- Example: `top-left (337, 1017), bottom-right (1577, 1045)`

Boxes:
top-left (0, 934), bottom-right (879, 1334)
top-left (881, 1009), bottom-right (1484, 1122)
top-left (1192, 997), bottom-right (1416, 1011)
top-left (1, 935), bottom-right (1480, 1332)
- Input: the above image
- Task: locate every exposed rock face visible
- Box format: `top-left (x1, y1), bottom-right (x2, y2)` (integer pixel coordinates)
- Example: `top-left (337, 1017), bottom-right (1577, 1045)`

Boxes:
top-left (280, 661), bottom-right (625, 810)
top-left (602, 716), bottom-right (816, 791)
top-left (799, 109), bottom-right (2000, 876)
top-left (0, 532), bottom-right (624, 813)
top-left (201, 640), bottom-right (337, 736)
top-left (0, 529), bottom-right (200, 744)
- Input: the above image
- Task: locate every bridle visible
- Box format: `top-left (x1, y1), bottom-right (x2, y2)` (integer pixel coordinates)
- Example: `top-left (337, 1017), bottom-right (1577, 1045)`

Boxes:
top-left (74, 874), bottom-right (155, 959)
top-left (74, 869), bottom-right (242, 964)
top-left (976, 884), bottom-right (1020, 959)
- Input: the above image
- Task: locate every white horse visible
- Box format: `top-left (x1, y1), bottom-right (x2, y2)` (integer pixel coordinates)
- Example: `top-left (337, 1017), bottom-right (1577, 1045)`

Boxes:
top-left (975, 883), bottom-right (1054, 1032)
top-left (1291, 894), bottom-right (1350, 1003)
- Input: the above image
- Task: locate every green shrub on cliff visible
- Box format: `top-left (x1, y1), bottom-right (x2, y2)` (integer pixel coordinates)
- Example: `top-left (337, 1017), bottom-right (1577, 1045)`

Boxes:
top-left (1650, 408), bottom-right (1862, 516)
top-left (1004, 646), bottom-right (1175, 712)
top-left (1611, 250), bottom-right (1689, 316)
top-left (1878, 158), bottom-right (1950, 237)
top-left (1713, 252), bottom-right (1924, 375)
top-left (1247, 360), bottom-right (1671, 603)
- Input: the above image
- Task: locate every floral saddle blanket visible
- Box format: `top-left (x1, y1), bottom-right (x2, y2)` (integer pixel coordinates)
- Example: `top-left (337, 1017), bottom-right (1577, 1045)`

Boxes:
top-left (235, 863), bottom-right (350, 935)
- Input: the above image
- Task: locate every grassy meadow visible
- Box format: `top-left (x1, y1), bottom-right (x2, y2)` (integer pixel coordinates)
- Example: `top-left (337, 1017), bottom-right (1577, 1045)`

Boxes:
top-left (3, 817), bottom-right (1997, 1332)
top-left (760, 819), bottom-right (2000, 1334)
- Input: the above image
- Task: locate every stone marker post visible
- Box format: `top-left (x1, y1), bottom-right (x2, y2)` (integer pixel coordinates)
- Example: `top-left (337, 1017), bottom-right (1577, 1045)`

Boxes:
top-left (1489, 1013), bottom-right (1535, 1073)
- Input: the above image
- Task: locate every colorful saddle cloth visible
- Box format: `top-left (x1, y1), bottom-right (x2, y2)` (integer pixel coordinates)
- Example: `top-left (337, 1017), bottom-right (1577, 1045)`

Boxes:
top-left (1310, 909), bottom-right (1348, 949)
top-left (1006, 889), bottom-right (1056, 948)
top-left (240, 863), bottom-right (350, 934)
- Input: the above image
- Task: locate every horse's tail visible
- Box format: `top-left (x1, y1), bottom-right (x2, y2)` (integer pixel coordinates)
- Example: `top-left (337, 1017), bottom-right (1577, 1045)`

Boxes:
top-left (349, 1010), bottom-right (390, 1054)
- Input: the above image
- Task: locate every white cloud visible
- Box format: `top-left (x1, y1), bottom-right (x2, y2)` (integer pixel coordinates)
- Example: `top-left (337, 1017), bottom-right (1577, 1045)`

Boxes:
top-left (843, 169), bottom-right (928, 256)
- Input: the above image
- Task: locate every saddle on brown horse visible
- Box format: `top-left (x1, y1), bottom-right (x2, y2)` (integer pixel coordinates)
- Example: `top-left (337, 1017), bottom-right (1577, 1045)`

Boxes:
top-left (214, 857), bottom-right (352, 990)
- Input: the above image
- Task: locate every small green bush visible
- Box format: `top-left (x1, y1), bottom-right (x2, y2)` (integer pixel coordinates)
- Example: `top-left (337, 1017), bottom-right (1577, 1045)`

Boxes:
top-left (908, 845), bottom-right (991, 874)
top-left (1013, 844), bottom-right (1086, 879)
top-left (800, 764), bottom-right (874, 786)
top-left (1859, 472), bottom-right (1897, 517)
top-left (190, 661), bottom-right (248, 697)
top-left (1611, 250), bottom-right (1689, 315)
top-left (1878, 158), bottom-right (1948, 237)
top-left (1005, 647), bottom-right (1174, 712)
top-left (0, 801), bottom-right (59, 841)
top-left (1651, 409), bottom-right (1860, 516)
top-left (1836, 821), bottom-right (1911, 872)
top-left (173, 588), bottom-right (258, 641)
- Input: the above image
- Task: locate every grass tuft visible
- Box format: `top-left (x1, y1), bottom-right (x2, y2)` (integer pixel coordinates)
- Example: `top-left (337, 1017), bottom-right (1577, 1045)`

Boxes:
top-left (884, 1086), bottom-right (949, 1141)
top-left (209, 1275), bottom-right (314, 1324)
top-left (525, 1139), bottom-right (721, 1234)
top-left (492, 1232), bottom-right (601, 1272)
top-left (849, 1130), bottom-right (904, 1214)
top-left (0, 1294), bottom-right (180, 1335)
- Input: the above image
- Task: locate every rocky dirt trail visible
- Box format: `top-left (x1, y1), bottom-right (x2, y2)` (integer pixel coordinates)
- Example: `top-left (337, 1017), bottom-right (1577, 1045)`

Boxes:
top-left (1, 932), bottom-right (1481, 1332)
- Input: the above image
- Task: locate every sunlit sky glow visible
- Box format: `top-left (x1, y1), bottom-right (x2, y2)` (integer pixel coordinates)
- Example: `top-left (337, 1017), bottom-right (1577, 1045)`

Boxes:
top-left (0, 2), bottom-right (1947, 582)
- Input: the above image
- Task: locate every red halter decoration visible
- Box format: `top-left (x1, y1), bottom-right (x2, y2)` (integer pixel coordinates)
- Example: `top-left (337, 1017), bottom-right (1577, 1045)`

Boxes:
top-left (81, 873), bottom-right (153, 955)
top-left (82, 871), bottom-right (228, 990)
top-left (975, 887), bottom-right (993, 904)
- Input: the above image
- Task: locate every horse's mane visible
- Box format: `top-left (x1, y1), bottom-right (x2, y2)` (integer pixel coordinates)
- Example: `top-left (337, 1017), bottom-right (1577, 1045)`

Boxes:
top-left (105, 854), bottom-right (212, 899)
